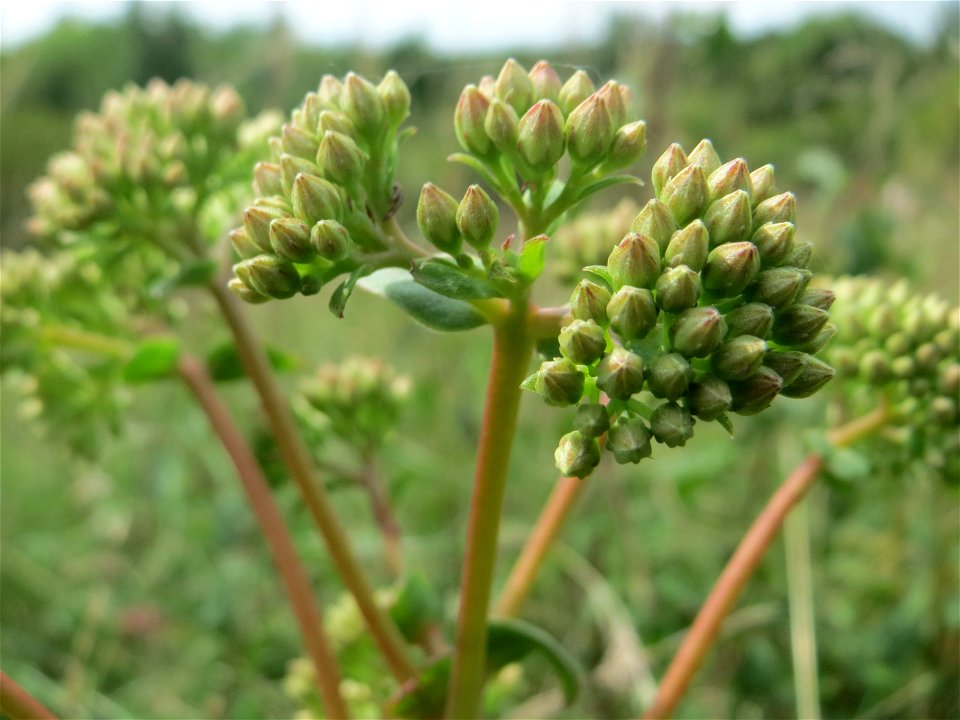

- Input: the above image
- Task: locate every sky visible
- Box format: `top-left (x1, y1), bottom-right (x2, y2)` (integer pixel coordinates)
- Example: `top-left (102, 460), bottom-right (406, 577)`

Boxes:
top-left (0, 0), bottom-right (952, 51)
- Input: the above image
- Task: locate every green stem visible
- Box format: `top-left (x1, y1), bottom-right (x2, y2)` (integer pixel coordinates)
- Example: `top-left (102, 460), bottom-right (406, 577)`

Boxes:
top-left (207, 280), bottom-right (417, 683)
top-left (784, 498), bottom-right (821, 720)
top-left (39, 325), bottom-right (132, 358)
top-left (445, 303), bottom-right (534, 719)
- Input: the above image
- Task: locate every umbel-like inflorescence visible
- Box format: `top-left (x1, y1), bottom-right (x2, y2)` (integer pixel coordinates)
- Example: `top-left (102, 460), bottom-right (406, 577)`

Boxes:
top-left (525, 140), bottom-right (836, 477)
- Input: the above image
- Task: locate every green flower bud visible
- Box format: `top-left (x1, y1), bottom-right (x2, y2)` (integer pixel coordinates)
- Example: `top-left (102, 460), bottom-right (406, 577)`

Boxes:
top-left (602, 120), bottom-right (647, 171)
top-left (234, 254), bottom-right (301, 299)
top-left (280, 154), bottom-right (320, 196)
top-left (607, 415), bottom-right (653, 464)
top-left (310, 220), bottom-right (352, 262)
top-left (763, 351), bottom-right (809, 386)
top-left (228, 276), bottom-right (269, 304)
top-left (885, 332), bottom-right (912, 357)
top-left (607, 285), bottom-right (658, 340)
top-left (484, 99), bottom-right (520, 153)
top-left (558, 70), bottom-right (595, 116)
top-left (300, 93), bottom-right (323, 132)
top-left (703, 190), bottom-right (752, 246)
top-left (750, 165), bottom-right (777, 205)
top-left (495, 58), bottom-right (535, 114)
top-left (559, 319), bottom-right (606, 365)
top-left (938, 363), bottom-right (960, 395)
top-left (751, 267), bottom-right (811, 307)
top-left (377, 70), bottom-right (411, 127)
top-left (554, 430), bottom-right (600, 478)
top-left (751, 222), bottom-right (795, 266)
top-left (707, 158), bottom-right (753, 202)
top-left (243, 205), bottom-right (287, 253)
top-left (702, 242), bottom-right (760, 297)
top-left (565, 94), bottom-right (615, 167)
top-left (478, 75), bottom-right (496, 98)
top-left (317, 110), bottom-right (357, 137)
top-left (597, 81), bottom-right (628, 128)
top-left (664, 220), bottom-right (709, 271)
top-left (417, 183), bottom-right (462, 253)
top-left (318, 75), bottom-right (343, 107)
top-left (754, 192), bottom-right (797, 226)
top-left (797, 323), bottom-right (834, 358)
top-left (686, 375), bottom-right (732, 420)
top-left (647, 353), bottom-right (694, 401)
top-left (651, 402), bottom-right (695, 447)
top-left (608, 232), bottom-right (661, 290)
top-left (340, 72), bottom-right (384, 136)
top-left (253, 161), bottom-right (283, 196)
top-left (317, 130), bottom-right (366, 186)
top-left (652, 143), bottom-right (688, 196)
top-left (799, 288), bottom-right (835, 311)
top-left (725, 302), bottom-right (775, 339)
top-left (517, 100), bottom-right (566, 171)
top-left (631, 199), bottom-right (678, 254)
top-left (574, 402), bottom-right (610, 439)
top-left (660, 165), bottom-right (708, 225)
top-left (456, 185), bottom-right (499, 250)
top-left (891, 356), bottom-right (915, 379)
top-left (711, 335), bottom-right (768, 380)
top-left (930, 396), bottom-right (958, 425)
top-left (915, 342), bottom-right (942, 373)
top-left (455, 85), bottom-right (493, 156)
top-left (687, 139), bottom-right (722, 176)
top-left (773, 304), bottom-right (830, 346)
top-left (729, 366), bottom-right (783, 415)
top-left (528, 358), bottom-right (585, 406)
top-left (292, 173), bottom-right (343, 225)
top-left (269, 217), bottom-right (313, 263)
top-left (596, 347), bottom-right (645, 399)
top-left (254, 195), bottom-right (293, 214)
top-left (529, 60), bottom-right (562, 101)
top-left (656, 265), bottom-right (701, 312)
top-left (570, 280), bottom-right (612, 324)
top-left (780, 356), bottom-right (834, 398)
top-left (670, 306), bottom-right (728, 357)
top-left (282, 124), bottom-right (320, 160)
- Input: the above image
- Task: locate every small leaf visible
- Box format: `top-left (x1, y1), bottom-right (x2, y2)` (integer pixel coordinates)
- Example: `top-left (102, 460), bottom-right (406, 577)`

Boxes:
top-left (123, 337), bottom-right (181, 383)
top-left (329, 265), bottom-right (372, 318)
top-left (357, 267), bottom-right (487, 332)
top-left (583, 264), bottom-right (614, 289)
top-left (447, 153), bottom-right (508, 197)
top-left (825, 447), bottom-right (871, 482)
top-left (411, 258), bottom-right (501, 300)
top-left (389, 570), bottom-right (442, 644)
top-left (516, 235), bottom-right (548, 282)
top-left (520, 372), bottom-right (539, 392)
top-left (574, 174), bottom-right (642, 204)
top-left (715, 412), bottom-right (735, 437)
top-left (206, 341), bottom-right (300, 382)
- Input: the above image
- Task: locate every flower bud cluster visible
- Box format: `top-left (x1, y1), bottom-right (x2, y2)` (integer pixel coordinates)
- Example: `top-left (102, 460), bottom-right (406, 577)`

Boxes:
top-left (229, 71), bottom-right (414, 303)
top-left (523, 140), bottom-right (836, 478)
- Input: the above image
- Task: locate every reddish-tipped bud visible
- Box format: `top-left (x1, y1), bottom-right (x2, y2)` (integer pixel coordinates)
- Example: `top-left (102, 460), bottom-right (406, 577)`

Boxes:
top-left (656, 265), bottom-right (701, 312)
top-left (724, 302), bottom-right (775, 339)
top-left (484, 99), bottom-right (520, 153)
top-left (602, 120), bottom-right (647, 171)
top-left (565, 94), bottom-right (615, 167)
top-left (317, 130), bottom-right (366, 186)
top-left (729, 366), bottom-right (783, 415)
top-left (455, 86), bottom-right (493, 156)
top-left (670, 306), bottom-right (728, 357)
top-left (780, 356), bottom-right (834, 398)
top-left (559, 319), bottom-right (607, 365)
top-left (652, 143), bottom-right (688, 196)
top-left (282, 124), bottom-right (319, 160)
top-left (647, 353), bottom-right (694, 401)
top-left (751, 222), bottom-right (795, 266)
top-left (269, 217), bottom-right (313, 263)
top-left (750, 165), bottom-right (777, 205)
top-left (456, 185), bottom-right (499, 250)
top-left (229, 227), bottom-right (261, 259)
top-left (495, 58), bottom-right (535, 115)
top-left (253, 161), bottom-right (283, 196)
top-left (310, 219), bottom-right (351, 262)
top-left (707, 158), bottom-right (753, 201)
top-left (243, 205), bottom-right (287, 253)
top-left (607, 232), bottom-right (661, 290)
top-left (686, 375), bottom-right (732, 420)
top-left (596, 347), bottom-right (646, 399)
top-left (529, 60), bottom-right (562, 101)
top-left (664, 220), bottom-right (710, 271)
top-left (570, 280), bottom-right (612, 325)
top-left (292, 173), bottom-right (343, 225)
top-left (631, 199), bottom-right (677, 253)
top-left (703, 190), bottom-right (752, 246)
top-left (773, 304), bottom-right (830, 345)
top-left (517, 100), bottom-right (566, 171)
top-left (340, 72), bottom-right (384, 136)
top-left (558, 70), bottom-right (595, 116)
top-left (525, 358), bottom-right (585, 406)
top-left (417, 183), bottom-right (461, 254)
top-left (687, 139), bottom-right (722, 176)
top-left (660, 165), bottom-right (708, 225)
top-left (650, 402), bottom-right (695, 447)
top-left (751, 267), bottom-right (811, 307)
top-left (234, 254), bottom-right (301, 299)
top-left (754, 192), bottom-right (797, 226)
top-left (607, 286), bottom-right (659, 340)
top-left (377, 70), bottom-right (411, 127)
top-left (711, 335), bottom-right (768, 380)
top-left (554, 431), bottom-right (600, 478)
top-left (703, 242), bottom-right (760, 297)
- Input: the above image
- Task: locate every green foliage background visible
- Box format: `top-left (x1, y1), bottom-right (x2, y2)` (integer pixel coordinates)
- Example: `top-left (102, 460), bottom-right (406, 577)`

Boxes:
top-left (1, 5), bottom-right (958, 718)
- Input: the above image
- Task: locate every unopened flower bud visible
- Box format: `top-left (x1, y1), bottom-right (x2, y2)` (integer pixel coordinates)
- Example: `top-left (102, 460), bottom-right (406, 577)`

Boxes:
top-left (243, 205), bottom-right (287, 253)
top-left (799, 288), bottom-right (835, 311)
top-left (891, 356), bottom-right (915, 379)
top-left (773, 304), bottom-right (830, 345)
top-left (754, 192), bottom-right (797, 226)
top-left (780, 356), bottom-right (834, 398)
top-left (554, 430), bottom-right (600, 478)
top-left (751, 267), bottom-right (811, 307)
top-left (318, 75), bottom-right (343, 107)
top-left (317, 110), bottom-right (357, 137)
top-left (234, 254), bottom-right (301, 299)
top-left (456, 185), bottom-right (499, 250)
top-left (652, 143), bottom-right (688, 196)
top-left (228, 276), bottom-right (269, 304)
top-left (527, 358), bottom-right (585, 406)
top-left (660, 165), bottom-right (708, 225)
top-left (712, 335), bottom-right (767, 380)
top-left (608, 232), bottom-right (661, 289)
top-left (702, 242), bottom-right (760, 297)
top-left (570, 280), bottom-right (612, 324)
top-left (687, 375), bottom-right (732, 421)
top-left (377, 70), bottom-right (411, 127)
top-left (651, 402), bottom-right (695, 447)
top-left (729, 366), bottom-right (783, 415)
top-left (455, 86), bottom-right (493, 156)
top-left (687, 139), bottom-right (722, 176)
top-left (559, 319), bottom-right (606, 365)
top-left (310, 220), bottom-right (352, 261)
top-left (763, 351), bottom-right (809, 386)
top-left (254, 161), bottom-right (283, 196)
top-left (565, 94), bottom-right (615, 167)
top-left (229, 227), bottom-right (261, 259)
top-left (670, 306), bottom-right (728, 357)
top-left (607, 286), bottom-right (658, 340)
top-left (341, 72), bottom-right (384, 136)
top-left (656, 265), bottom-right (701, 312)
top-left (750, 165), bottom-right (777, 205)
top-left (280, 154), bottom-right (320, 196)
top-left (300, 93), bottom-right (323, 131)
top-left (282, 124), bottom-right (320, 160)
top-left (292, 173), bottom-right (343, 224)
top-left (269, 217), bottom-right (313, 263)
top-left (558, 70), bottom-right (595, 116)
top-left (417, 183), bottom-right (462, 253)
top-left (317, 130), bottom-right (366, 186)
top-left (596, 347), bottom-right (645, 399)
top-left (608, 416), bottom-right (653, 464)
top-left (930, 396), bottom-right (958, 425)
top-left (751, 222), bottom-right (795, 266)
top-left (784, 240), bottom-right (813, 268)
top-left (724, 302), bottom-right (775, 339)
top-left (631, 199), bottom-right (677, 253)
top-left (938, 363), bottom-right (960, 395)
top-left (647, 353), bottom-right (694, 401)
top-left (601, 120), bottom-right (647, 171)
top-left (574, 402), bottom-right (610, 438)
top-left (529, 60), bottom-right (562, 101)
top-left (704, 190), bottom-right (752, 246)
top-left (517, 100), bottom-right (565, 171)
top-left (484, 99), bottom-right (520, 153)
top-left (915, 342), bottom-right (942, 373)
top-left (707, 159), bottom-right (753, 202)
top-left (799, 323), bottom-right (835, 357)
top-left (664, 220), bottom-right (709, 271)
top-left (495, 58), bottom-right (535, 114)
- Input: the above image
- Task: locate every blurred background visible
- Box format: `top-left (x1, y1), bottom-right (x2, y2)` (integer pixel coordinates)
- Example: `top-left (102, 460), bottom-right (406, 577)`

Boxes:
top-left (2, 2), bottom-right (958, 718)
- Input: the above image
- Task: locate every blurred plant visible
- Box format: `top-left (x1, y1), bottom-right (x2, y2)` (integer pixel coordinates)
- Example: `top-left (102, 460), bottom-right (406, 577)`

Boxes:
top-left (550, 198), bottom-right (639, 283)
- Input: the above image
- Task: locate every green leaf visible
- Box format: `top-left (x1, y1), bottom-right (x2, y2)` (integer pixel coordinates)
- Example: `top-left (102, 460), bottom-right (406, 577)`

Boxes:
top-left (825, 447), bottom-right (871, 482)
top-left (357, 268), bottom-right (487, 332)
top-left (385, 656), bottom-right (451, 720)
top-left (486, 617), bottom-right (583, 706)
top-left (123, 337), bottom-right (181, 383)
top-left (388, 570), bottom-right (441, 644)
top-left (448, 152), bottom-right (508, 197)
top-left (715, 412), bottom-right (735, 437)
top-left (411, 258), bottom-right (501, 300)
top-left (516, 235), bottom-right (548, 282)
top-left (583, 264), bottom-right (614, 289)
top-left (574, 174), bottom-right (642, 204)
top-left (149, 259), bottom-right (218, 297)
top-left (329, 265), bottom-right (372, 319)
top-left (206, 341), bottom-right (300, 382)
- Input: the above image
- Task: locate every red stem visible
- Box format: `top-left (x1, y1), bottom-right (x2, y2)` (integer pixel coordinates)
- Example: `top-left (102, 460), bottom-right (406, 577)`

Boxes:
top-left (0, 671), bottom-right (57, 720)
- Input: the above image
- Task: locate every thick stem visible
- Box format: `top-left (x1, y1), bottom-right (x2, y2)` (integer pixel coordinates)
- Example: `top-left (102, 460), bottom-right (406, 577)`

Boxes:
top-left (0, 671), bottom-right (57, 720)
top-left (445, 308), bottom-right (534, 719)
top-left (494, 475), bottom-right (586, 618)
top-left (177, 355), bottom-right (349, 719)
top-left (208, 281), bottom-right (417, 683)
top-left (642, 403), bottom-right (891, 720)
